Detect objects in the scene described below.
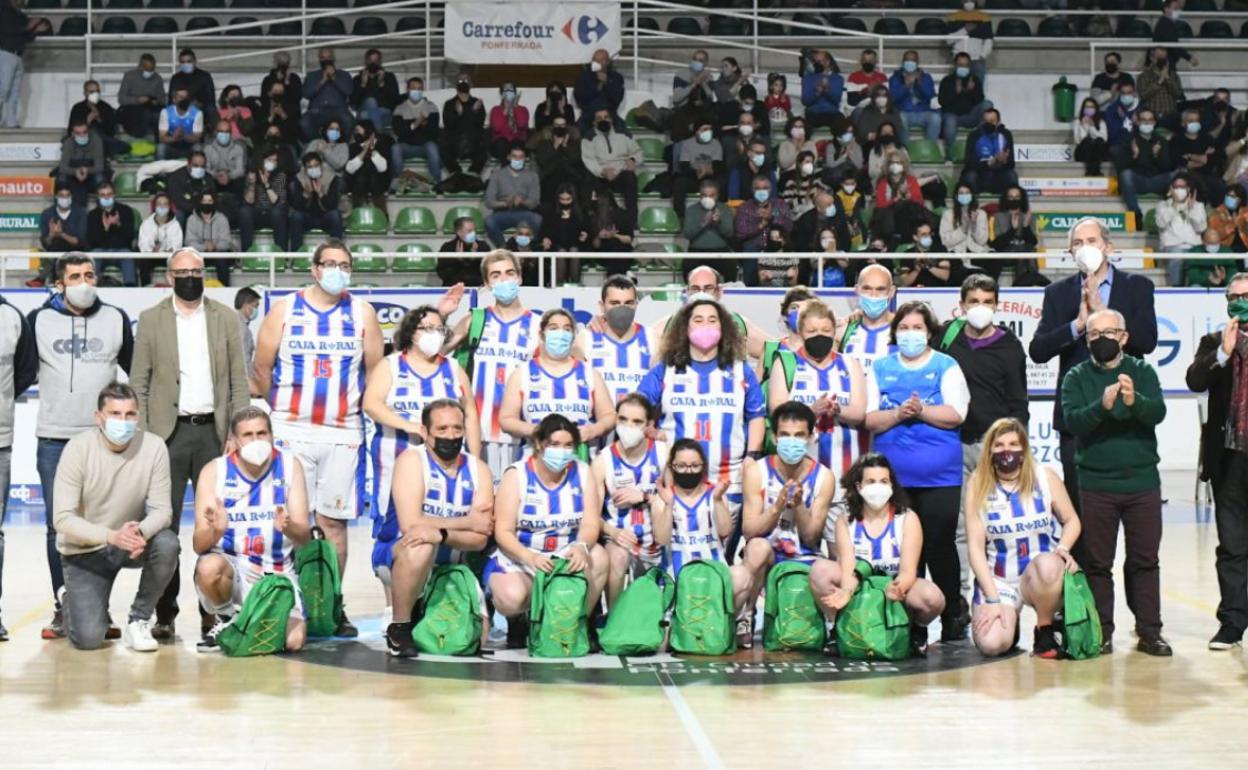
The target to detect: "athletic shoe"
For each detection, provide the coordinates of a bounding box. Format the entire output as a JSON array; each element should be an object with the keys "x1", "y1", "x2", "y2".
[
  {"x1": 939, "y1": 620, "x2": 967, "y2": 643},
  {"x1": 151, "y1": 622, "x2": 175, "y2": 641},
  {"x1": 386, "y1": 622, "x2": 418, "y2": 658},
  {"x1": 956, "y1": 595, "x2": 971, "y2": 628},
  {"x1": 910, "y1": 623, "x2": 929, "y2": 658},
  {"x1": 1099, "y1": 640, "x2": 1114, "y2": 655},
  {"x1": 41, "y1": 608, "x2": 66, "y2": 640},
  {"x1": 0, "y1": 619, "x2": 9, "y2": 642},
  {"x1": 506, "y1": 616, "x2": 530, "y2": 649},
  {"x1": 1208, "y1": 626, "x2": 1243, "y2": 651},
  {"x1": 197, "y1": 617, "x2": 231, "y2": 653},
  {"x1": 1136, "y1": 635, "x2": 1173, "y2": 657},
  {"x1": 335, "y1": 613, "x2": 359, "y2": 638},
  {"x1": 821, "y1": 637, "x2": 839, "y2": 658},
  {"x1": 105, "y1": 615, "x2": 121, "y2": 641},
  {"x1": 736, "y1": 615, "x2": 754, "y2": 650},
  {"x1": 1032, "y1": 625, "x2": 1060, "y2": 659},
  {"x1": 123, "y1": 619, "x2": 159, "y2": 652}
]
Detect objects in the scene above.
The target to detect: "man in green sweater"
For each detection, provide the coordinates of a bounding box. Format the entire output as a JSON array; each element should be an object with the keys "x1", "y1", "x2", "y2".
[{"x1": 1060, "y1": 309, "x2": 1171, "y2": 656}]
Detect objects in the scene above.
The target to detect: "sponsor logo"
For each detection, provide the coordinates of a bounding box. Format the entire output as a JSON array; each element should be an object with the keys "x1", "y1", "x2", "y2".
[
  {"x1": 51, "y1": 336, "x2": 106, "y2": 356},
  {"x1": 563, "y1": 15, "x2": 608, "y2": 44},
  {"x1": 369, "y1": 301, "x2": 408, "y2": 330},
  {"x1": 1033, "y1": 212, "x2": 1130, "y2": 233},
  {"x1": 1154, "y1": 316, "x2": 1181, "y2": 367},
  {"x1": 0, "y1": 177, "x2": 53, "y2": 197},
  {"x1": 0, "y1": 213, "x2": 39, "y2": 232},
  {"x1": 1014, "y1": 144, "x2": 1074, "y2": 163}
]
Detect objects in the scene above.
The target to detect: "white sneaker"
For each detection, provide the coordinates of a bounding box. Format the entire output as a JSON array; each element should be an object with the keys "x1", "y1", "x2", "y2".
[{"x1": 123, "y1": 619, "x2": 159, "y2": 652}]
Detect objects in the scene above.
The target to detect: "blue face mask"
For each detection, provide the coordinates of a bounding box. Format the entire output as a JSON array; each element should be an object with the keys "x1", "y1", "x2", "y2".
[
  {"x1": 73, "y1": 134, "x2": 89, "y2": 146},
  {"x1": 544, "y1": 328, "x2": 574, "y2": 357},
  {"x1": 859, "y1": 294, "x2": 889, "y2": 320},
  {"x1": 896, "y1": 329, "x2": 929, "y2": 358},
  {"x1": 751, "y1": 153, "x2": 766, "y2": 167},
  {"x1": 462, "y1": 230, "x2": 477, "y2": 245},
  {"x1": 955, "y1": 66, "x2": 970, "y2": 78},
  {"x1": 509, "y1": 158, "x2": 525, "y2": 172},
  {"x1": 216, "y1": 131, "x2": 231, "y2": 146},
  {"x1": 326, "y1": 129, "x2": 341, "y2": 142},
  {"x1": 902, "y1": 60, "x2": 918, "y2": 74},
  {"x1": 918, "y1": 235, "x2": 933, "y2": 249},
  {"x1": 824, "y1": 204, "x2": 836, "y2": 219},
  {"x1": 515, "y1": 234, "x2": 531, "y2": 247},
  {"x1": 179, "y1": 63, "x2": 194, "y2": 74},
  {"x1": 98, "y1": 197, "x2": 114, "y2": 208},
  {"x1": 409, "y1": 90, "x2": 423, "y2": 102},
  {"x1": 103, "y1": 418, "x2": 137, "y2": 445},
  {"x1": 317, "y1": 266, "x2": 351, "y2": 295},
  {"x1": 1227, "y1": 195, "x2": 1241, "y2": 211},
  {"x1": 541, "y1": 446, "x2": 575, "y2": 473},
  {"x1": 690, "y1": 60, "x2": 705, "y2": 74},
  {"x1": 956, "y1": 192, "x2": 973, "y2": 206},
  {"x1": 753, "y1": 189, "x2": 770, "y2": 203},
  {"x1": 491, "y1": 278, "x2": 519, "y2": 304},
  {"x1": 776, "y1": 436, "x2": 809, "y2": 466},
  {"x1": 1187, "y1": 121, "x2": 1202, "y2": 135}
]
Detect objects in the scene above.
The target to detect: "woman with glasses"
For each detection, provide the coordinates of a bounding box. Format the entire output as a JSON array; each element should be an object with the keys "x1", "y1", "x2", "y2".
[{"x1": 363, "y1": 305, "x2": 479, "y2": 604}]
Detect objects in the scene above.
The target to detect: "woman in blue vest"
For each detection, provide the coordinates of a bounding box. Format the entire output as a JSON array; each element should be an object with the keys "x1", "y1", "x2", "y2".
[{"x1": 863, "y1": 300, "x2": 970, "y2": 643}]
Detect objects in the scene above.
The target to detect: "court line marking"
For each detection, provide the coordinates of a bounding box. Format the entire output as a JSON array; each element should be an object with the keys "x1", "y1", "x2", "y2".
[
  {"x1": 5, "y1": 598, "x2": 52, "y2": 635},
  {"x1": 661, "y1": 679, "x2": 726, "y2": 770}
]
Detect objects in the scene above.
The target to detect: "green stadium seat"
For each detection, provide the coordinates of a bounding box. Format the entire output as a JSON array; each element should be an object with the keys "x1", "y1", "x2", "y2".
[
  {"x1": 441, "y1": 206, "x2": 484, "y2": 234},
  {"x1": 625, "y1": 108, "x2": 642, "y2": 132},
  {"x1": 1037, "y1": 18, "x2": 1073, "y2": 37},
  {"x1": 350, "y1": 247, "x2": 387, "y2": 272},
  {"x1": 637, "y1": 170, "x2": 659, "y2": 198},
  {"x1": 1144, "y1": 207, "x2": 1159, "y2": 235},
  {"x1": 639, "y1": 207, "x2": 680, "y2": 234},
  {"x1": 311, "y1": 18, "x2": 347, "y2": 36},
  {"x1": 269, "y1": 21, "x2": 301, "y2": 35},
  {"x1": 345, "y1": 206, "x2": 388, "y2": 235},
  {"x1": 113, "y1": 171, "x2": 139, "y2": 197},
  {"x1": 1200, "y1": 21, "x2": 1233, "y2": 39},
  {"x1": 914, "y1": 18, "x2": 947, "y2": 36},
  {"x1": 707, "y1": 18, "x2": 746, "y2": 37},
  {"x1": 352, "y1": 17, "x2": 387, "y2": 36},
  {"x1": 189, "y1": 0, "x2": 226, "y2": 7},
  {"x1": 873, "y1": 18, "x2": 908, "y2": 36},
  {"x1": 186, "y1": 17, "x2": 218, "y2": 32},
  {"x1": 225, "y1": 17, "x2": 259, "y2": 36},
  {"x1": 291, "y1": 254, "x2": 314, "y2": 271},
  {"x1": 666, "y1": 17, "x2": 703, "y2": 37},
  {"x1": 246, "y1": 243, "x2": 282, "y2": 254},
  {"x1": 396, "y1": 17, "x2": 426, "y2": 33},
  {"x1": 101, "y1": 18, "x2": 136, "y2": 34},
  {"x1": 393, "y1": 206, "x2": 437, "y2": 234},
  {"x1": 1175, "y1": 20, "x2": 1194, "y2": 38},
  {"x1": 1118, "y1": 18, "x2": 1153, "y2": 39},
  {"x1": 393, "y1": 245, "x2": 436, "y2": 271},
  {"x1": 950, "y1": 140, "x2": 967, "y2": 165},
  {"x1": 907, "y1": 139, "x2": 943, "y2": 164},
  {"x1": 995, "y1": 18, "x2": 1031, "y2": 38},
  {"x1": 757, "y1": 21, "x2": 786, "y2": 37},
  {"x1": 828, "y1": 17, "x2": 868, "y2": 35},
  {"x1": 397, "y1": 243, "x2": 432, "y2": 253},
  {"x1": 638, "y1": 137, "x2": 666, "y2": 163},
  {"x1": 143, "y1": 17, "x2": 179, "y2": 35}
]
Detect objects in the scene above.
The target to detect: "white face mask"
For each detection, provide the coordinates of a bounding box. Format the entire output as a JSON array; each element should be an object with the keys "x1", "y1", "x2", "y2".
[
  {"x1": 239, "y1": 439, "x2": 273, "y2": 467},
  {"x1": 615, "y1": 424, "x2": 645, "y2": 450},
  {"x1": 64, "y1": 282, "x2": 97, "y2": 309},
  {"x1": 1173, "y1": 187, "x2": 1189, "y2": 202},
  {"x1": 739, "y1": 124, "x2": 754, "y2": 137},
  {"x1": 700, "y1": 195, "x2": 716, "y2": 210},
  {"x1": 416, "y1": 330, "x2": 445, "y2": 358},
  {"x1": 859, "y1": 482, "x2": 893, "y2": 510},
  {"x1": 965, "y1": 304, "x2": 995, "y2": 330},
  {"x1": 800, "y1": 162, "x2": 815, "y2": 176},
  {"x1": 889, "y1": 162, "x2": 904, "y2": 175},
  {"x1": 820, "y1": 236, "x2": 835, "y2": 250},
  {"x1": 874, "y1": 95, "x2": 888, "y2": 108},
  {"x1": 1073, "y1": 244, "x2": 1105, "y2": 274}
]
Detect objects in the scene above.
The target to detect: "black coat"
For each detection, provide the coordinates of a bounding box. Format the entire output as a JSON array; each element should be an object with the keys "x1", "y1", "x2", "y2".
[{"x1": 1187, "y1": 331, "x2": 1235, "y2": 483}]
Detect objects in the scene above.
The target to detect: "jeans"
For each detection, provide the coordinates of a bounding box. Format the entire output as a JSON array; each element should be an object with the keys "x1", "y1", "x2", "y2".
[
  {"x1": 94, "y1": 250, "x2": 139, "y2": 287},
  {"x1": 899, "y1": 109, "x2": 942, "y2": 141},
  {"x1": 485, "y1": 209, "x2": 543, "y2": 246},
  {"x1": 357, "y1": 97, "x2": 391, "y2": 135},
  {"x1": 1118, "y1": 168, "x2": 1174, "y2": 221},
  {"x1": 0, "y1": 447, "x2": 11, "y2": 608},
  {"x1": 61, "y1": 531, "x2": 180, "y2": 650},
  {"x1": 970, "y1": 59, "x2": 988, "y2": 89},
  {"x1": 37, "y1": 438, "x2": 68, "y2": 601},
  {"x1": 1078, "y1": 487, "x2": 1164, "y2": 639},
  {"x1": 0, "y1": 49, "x2": 23, "y2": 128},
  {"x1": 156, "y1": 420, "x2": 220, "y2": 625},
  {"x1": 390, "y1": 141, "x2": 444, "y2": 181},
  {"x1": 941, "y1": 101, "x2": 992, "y2": 158},
  {"x1": 960, "y1": 166, "x2": 1018, "y2": 197},
  {"x1": 239, "y1": 204, "x2": 290, "y2": 251},
  {"x1": 301, "y1": 106, "x2": 353, "y2": 141},
  {"x1": 289, "y1": 208, "x2": 344, "y2": 250},
  {"x1": 1213, "y1": 451, "x2": 1248, "y2": 636}
]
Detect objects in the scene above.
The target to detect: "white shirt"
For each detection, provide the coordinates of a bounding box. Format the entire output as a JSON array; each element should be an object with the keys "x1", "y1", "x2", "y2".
[{"x1": 173, "y1": 297, "x2": 215, "y2": 415}]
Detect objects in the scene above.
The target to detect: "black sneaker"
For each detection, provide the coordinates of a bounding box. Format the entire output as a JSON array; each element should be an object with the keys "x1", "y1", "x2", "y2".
[
  {"x1": 909, "y1": 623, "x2": 929, "y2": 658},
  {"x1": 506, "y1": 615, "x2": 529, "y2": 649},
  {"x1": 939, "y1": 620, "x2": 967, "y2": 643},
  {"x1": 334, "y1": 613, "x2": 359, "y2": 638},
  {"x1": 196, "y1": 616, "x2": 232, "y2": 653},
  {"x1": 1208, "y1": 625, "x2": 1243, "y2": 651},
  {"x1": 1099, "y1": 640, "x2": 1114, "y2": 655},
  {"x1": 151, "y1": 622, "x2": 175, "y2": 642},
  {"x1": 386, "y1": 622, "x2": 418, "y2": 658},
  {"x1": 0, "y1": 618, "x2": 8, "y2": 642},
  {"x1": 1033, "y1": 625, "x2": 1060, "y2": 659},
  {"x1": 956, "y1": 595, "x2": 971, "y2": 628},
  {"x1": 1136, "y1": 635, "x2": 1173, "y2": 657},
  {"x1": 821, "y1": 637, "x2": 840, "y2": 658},
  {"x1": 736, "y1": 615, "x2": 754, "y2": 650}
]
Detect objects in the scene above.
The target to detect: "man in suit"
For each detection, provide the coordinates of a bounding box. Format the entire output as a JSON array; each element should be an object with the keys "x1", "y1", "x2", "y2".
[
  {"x1": 128, "y1": 247, "x2": 250, "y2": 640},
  {"x1": 1187, "y1": 272, "x2": 1248, "y2": 651},
  {"x1": 1029, "y1": 216, "x2": 1159, "y2": 514}
]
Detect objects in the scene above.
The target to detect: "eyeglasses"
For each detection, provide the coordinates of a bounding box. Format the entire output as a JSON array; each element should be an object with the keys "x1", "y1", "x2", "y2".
[
  {"x1": 672, "y1": 464, "x2": 704, "y2": 473},
  {"x1": 1228, "y1": 292, "x2": 1248, "y2": 302},
  {"x1": 169, "y1": 268, "x2": 204, "y2": 278},
  {"x1": 318, "y1": 261, "x2": 352, "y2": 271},
  {"x1": 416, "y1": 325, "x2": 449, "y2": 336},
  {"x1": 1087, "y1": 328, "x2": 1125, "y2": 341}
]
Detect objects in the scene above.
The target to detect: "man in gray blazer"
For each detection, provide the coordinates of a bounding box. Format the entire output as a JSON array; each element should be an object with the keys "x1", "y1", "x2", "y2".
[{"x1": 128, "y1": 247, "x2": 250, "y2": 640}]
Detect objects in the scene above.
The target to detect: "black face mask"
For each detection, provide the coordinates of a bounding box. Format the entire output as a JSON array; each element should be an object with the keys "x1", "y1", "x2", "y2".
[
  {"x1": 672, "y1": 470, "x2": 704, "y2": 491},
  {"x1": 597, "y1": 120, "x2": 612, "y2": 133},
  {"x1": 1003, "y1": 199, "x2": 1021, "y2": 210},
  {"x1": 803, "y1": 334, "x2": 835, "y2": 360},
  {"x1": 861, "y1": 62, "x2": 875, "y2": 73},
  {"x1": 199, "y1": 204, "x2": 215, "y2": 216},
  {"x1": 366, "y1": 62, "x2": 380, "y2": 73},
  {"x1": 764, "y1": 240, "x2": 785, "y2": 253},
  {"x1": 456, "y1": 82, "x2": 471, "y2": 94},
  {"x1": 1105, "y1": 63, "x2": 1119, "y2": 75},
  {"x1": 173, "y1": 275, "x2": 204, "y2": 302},
  {"x1": 1089, "y1": 336, "x2": 1121, "y2": 364},
  {"x1": 548, "y1": 91, "x2": 562, "y2": 101},
  {"x1": 552, "y1": 125, "x2": 568, "y2": 137},
  {"x1": 177, "y1": 99, "x2": 190, "y2": 110},
  {"x1": 878, "y1": 135, "x2": 894, "y2": 145},
  {"x1": 321, "y1": 59, "x2": 335, "y2": 69},
  {"x1": 983, "y1": 123, "x2": 998, "y2": 133},
  {"x1": 228, "y1": 96, "x2": 241, "y2": 107},
  {"x1": 432, "y1": 436, "x2": 464, "y2": 462}
]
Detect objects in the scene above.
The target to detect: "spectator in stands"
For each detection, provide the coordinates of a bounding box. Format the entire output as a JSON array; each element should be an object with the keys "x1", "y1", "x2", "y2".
[
  {"x1": 166, "y1": 150, "x2": 213, "y2": 229},
  {"x1": 1104, "y1": 82, "x2": 1139, "y2": 153},
  {"x1": 534, "y1": 81, "x2": 575, "y2": 130},
  {"x1": 185, "y1": 191, "x2": 233, "y2": 286},
  {"x1": 674, "y1": 50, "x2": 715, "y2": 109},
  {"x1": 288, "y1": 152, "x2": 344, "y2": 250},
  {"x1": 169, "y1": 49, "x2": 215, "y2": 129},
  {"x1": 728, "y1": 138, "x2": 774, "y2": 202},
  {"x1": 899, "y1": 223, "x2": 955, "y2": 288},
  {"x1": 939, "y1": 53, "x2": 991, "y2": 162},
  {"x1": 836, "y1": 176, "x2": 869, "y2": 250},
  {"x1": 504, "y1": 221, "x2": 536, "y2": 254},
  {"x1": 302, "y1": 47, "x2": 353, "y2": 141},
  {"x1": 1137, "y1": 47, "x2": 1183, "y2": 128},
  {"x1": 1118, "y1": 109, "x2": 1174, "y2": 223},
  {"x1": 872, "y1": 149, "x2": 925, "y2": 247},
  {"x1": 682, "y1": 178, "x2": 736, "y2": 260},
  {"x1": 720, "y1": 83, "x2": 768, "y2": 149},
  {"x1": 484, "y1": 145, "x2": 542, "y2": 246},
  {"x1": 260, "y1": 51, "x2": 301, "y2": 130},
  {"x1": 582, "y1": 108, "x2": 642, "y2": 217},
  {"x1": 540, "y1": 183, "x2": 589, "y2": 282},
  {"x1": 531, "y1": 115, "x2": 582, "y2": 206},
  {"x1": 720, "y1": 109, "x2": 758, "y2": 174},
  {"x1": 56, "y1": 121, "x2": 107, "y2": 208},
  {"x1": 801, "y1": 49, "x2": 843, "y2": 132},
  {"x1": 1153, "y1": 0, "x2": 1195, "y2": 70},
  {"x1": 442, "y1": 72, "x2": 487, "y2": 177},
  {"x1": 239, "y1": 148, "x2": 289, "y2": 252},
  {"x1": 960, "y1": 108, "x2": 1018, "y2": 197},
  {"x1": 779, "y1": 150, "x2": 827, "y2": 219},
  {"x1": 0, "y1": 0, "x2": 50, "y2": 127},
  {"x1": 867, "y1": 122, "x2": 906, "y2": 183},
  {"x1": 40, "y1": 184, "x2": 87, "y2": 258},
  {"x1": 1091, "y1": 51, "x2": 1135, "y2": 108},
  {"x1": 764, "y1": 74, "x2": 792, "y2": 126},
  {"x1": 671, "y1": 83, "x2": 717, "y2": 146},
  {"x1": 437, "y1": 216, "x2": 488, "y2": 286},
  {"x1": 255, "y1": 77, "x2": 300, "y2": 148},
  {"x1": 890, "y1": 50, "x2": 940, "y2": 142},
  {"x1": 205, "y1": 119, "x2": 246, "y2": 200},
  {"x1": 157, "y1": 86, "x2": 203, "y2": 161},
  {"x1": 70, "y1": 80, "x2": 128, "y2": 159},
  {"x1": 816, "y1": 226, "x2": 851, "y2": 285},
  {"x1": 1224, "y1": 123, "x2": 1248, "y2": 193},
  {"x1": 585, "y1": 185, "x2": 635, "y2": 276},
  {"x1": 847, "y1": 49, "x2": 887, "y2": 116},
  {"x1": 1185, "y1": 227, "x2": 1239, "y2": 287},
  {"x1": 989, "y1": 185, "x2": 1044, "y2": 284},
  {"x1": 1200, "y1": 89, "x2": 1237, "y2": 152},
  {"x1": 777, "y1": 116, "x2": 817, "y2": 174},
  {"x1": 137, "y1": 193, "x2": 182, "y2": 282},
  {"x1": 793, "y1": 188, "x2": 851, "y2": 254},
  {"x1": 574, "y1": 49, "x2": 626, "y2": 135},
  {"x1": 941, "y1": 183, "x2": 989, "y2": 256},
  {"x1": 117, "y1": 54, "x2": 164, "y2": 140},
  {"x1": 345, "y1": 120, "x2": 391, "y2": 212},
  {"x1": 756, "y1": 226, "x2": 799, "y2": 288},
  {"x1": 1173, "y1": 108, "x2": 1225, "y2": 204},
  {"x1": 351, "y1": 48, "x2": 398, "y2": 135},
  {"x1": 673, "y1": 118, "x2": 724, "y2": 219},
  {"x1": 216, "y1": 84, "x2": 252, "y2": 143},
  {"x1": 1074, "y1": 97, "x2": 1110, "y2": 177},
  {"x1": 1210, "y1": 183, "x2": 1248, "y2": 252},
  {"x1": 855, "y1": 85, "x2": 904, "y2": 149},
  {"x1": 489, "y1": 82, "x2": 530, "y2": 161},
  {"x1": 1157, "y1": 174, "x2": 1208, "y2": 285},
  {"x1": 391, "y1": 77, "x2": 442, "y2": 182},
  {"x1": 306, "y1": 119, "x2": 349, "y2": 174},
  {"x1": 735, "y1": 175, "x2": 792, "y2": 285},
  {"x1": 87, "y1": 182, "x2": 138, "y2": 286},
  {"x1": 949, "y1": 1, "x2": 994, "y2": 85},
  {"x1": 826, "y1": 125, "x2": 865, "y2": 186}
]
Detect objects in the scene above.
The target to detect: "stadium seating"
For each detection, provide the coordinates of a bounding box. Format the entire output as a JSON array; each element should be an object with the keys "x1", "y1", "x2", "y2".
[
  {"x1": 441, "y1": 206, "x2": 485, "y2": 234},
  {"x1": 58, "y1": 17, "x2": 89, "y2": 36},
  {"x1": 638, "y1": 137, "x2": 666, "y2": 164},
  {"x1": 1201, "y1": 21, "x2": 1235, "y2": 39},
  {"x1": 393, "y1": 207, "x2": 437, "y2": 235},
  {"x1": 1037, "y1": 18, "x2": 1074, "y2": 37},
  {"x1": 352, "y1": 17, "x2": 388, "y2": 36},
  {"x1": 996, "y1": 18, "x2": 1031, "y2": 38},
  {"x1": 666, "y1": 17, "x2": 703, "y2": 37},
  {"x1": 639, "y1": 208, "x2": 680, "y2": 235},
  {"x1": 143, "y1": 18, "x2": 179, "y2": 35},
  {"x1": 186, "y1": 17, "x2": 219, "y2": 31},
  {"x1": 189, "y1": 0, "x2": 226, "y2": 8},
  {"x1": 707, "y1": 18, "x2": 746, "y2": 38},
  {"x1": 1118, "y1": 18, "x2": 1154, "y2": 38},
  {"x1": 907, "y1": 139, "x2": 944, "y2": 164},
  {"x1": 269, "y1": 21, "x2": 302, "y2": 35},
  {"x1": 101, "y1": 18, "x2": 136, "y2": 34},
  {"x1": 914, "y1": 18, "x2": 948, "y2": 36},
  {"x1": 345, "y1": 207, "x2": 388, "y2": 235},
  {"x1": 828, "y1": 17, "x2": 868, "y2": 35},
  {"x1": 873, "y1": 18, "x2": 908, "y2": 36},
  {"x1": 311, "y1": 18, "x2": 347, "y2": 36}
]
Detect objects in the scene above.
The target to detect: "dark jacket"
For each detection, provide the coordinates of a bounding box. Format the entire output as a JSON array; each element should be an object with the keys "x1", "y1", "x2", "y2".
[
  {"x1": 573, "y1": 66, "x2": 625, "y2": 117},
  {"x1": 1122, "y1": 130, "x2": 1172, "y2": 176},
  {"x1": 168, "y1": 68, "x2": 216, "y2": 112},
  {"x1": 962, "y1": 124, "x2": 1017, "y2": 173},
  {"x1": 165, "y1": 167, "x2": 217, "y2": 216},
  {"x1": 40, "y1": 205, "x2": 89, "y2": 251},
  {"x1": 1187, "y1": 331, "x2": 1237, "y2": 483},
  {"x1": 436, "y1": 238, "x2": 489, "y2": 286},
  {"x1": 303, "y1": 66, "x2": 353, "y2": 111},
  {"x1": 937, "y1": 74, "x2": 986, "y2": 117},
  {"x1": 288, "y1": 172, "x2": 341, "y2": 215},
  {"x1": 86, "y1": 204, "x2": 137, "y2": 251},
  {"x1": 441, "y1": 95, "x2": 486, "y2": 139},
  {"x1": 939, "y1": 321, "x2": 1030, "y2": 443},
  {"x1": 351, "y1": 69, "x2": 400, "y2": 111},
  {"x1": 260, "y1": 68, "x2": 303, "y2": 117},
  {"x1": 69, "y1": 99, "x2": 119, "y2": 139},
  {"x1": 1029, "y1": 267, "x2": 1159, "y2": 431}
]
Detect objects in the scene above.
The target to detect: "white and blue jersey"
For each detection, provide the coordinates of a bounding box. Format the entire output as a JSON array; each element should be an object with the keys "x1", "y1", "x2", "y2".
[
  {"x1": 473, "y1": 308, "x2": 542, "y2": 445},
  {"x1": 584, "y1": 324, "x2": 656, "y2": 405},
  {"x1": 269, "y1": 290, "x2": 368, "y2": 443},
  {"x1": 758, "y1": 457, "x2": 829, "y2": 563},
  {"x1": 851, "y1": 511, "x2": 907, "y2": 577},
  {"x1": 789, "y1": 350, "x2": 867, "y2": 478},
  {"x1": 670, "y1": 486, "x2": 724, "y2": 575},
  {"x1": 602, "y1": 440, "x2": 669, "y2": 566},
  {"x1": 369, "y1": 353, "x2": 462, "y2": 524},
  {"x1": 982, "y1": 471, "x2": 1057, "y2": 583},
  {"x1": 842, "y1": 319, "x2": 895, "y2": 375},
  {"x1": 520, "y1": 358, "x2": 596, "y2": 431},
  {"x1": 510, "y1": 457, "x2": 590, "y2": 555},
  {"x1": 371, "y1": 446, "x2": 480, "y2": 571},
  {"x1": 215, "y1": 450, "x2": 294, "y2": 576},
  {"x1": 637, "y1": 359, "x2": 766, "y2": 493},
  {"x1": 868, "y1": 351, "x2": 968, "y2": 488}
]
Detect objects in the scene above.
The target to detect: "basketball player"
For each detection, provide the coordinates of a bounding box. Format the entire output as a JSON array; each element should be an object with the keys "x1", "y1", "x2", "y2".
[
  {"x1": 839, "y1": 263, "x2": 897, "y2": 374},
  {"x1": 383, "y1": 399, "x2": 494, "y2": 659},
  {"x1": 192, "y1": 407, "x2": 311, "y2": 652},
  {"x1": 647, "y1": 265, "x2": 770, "y2": 360},
  {"x1": 593, "y1": 394, "x2": 669, "y2": 608},
  {"x1": 253, "y1": 239, "x2": 384, "y2": 637},
  {"x1": 740, "y1": 401, "x2": 835, "y2": 648},
  {"x1": 575, "y1": 275, "x2": 658, "y2": 406}
]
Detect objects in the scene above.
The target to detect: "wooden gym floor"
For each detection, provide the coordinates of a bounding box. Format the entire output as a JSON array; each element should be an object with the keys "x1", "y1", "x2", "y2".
[{"x1": 0, "y1": 472, "x2": 1245, "y2": 769}]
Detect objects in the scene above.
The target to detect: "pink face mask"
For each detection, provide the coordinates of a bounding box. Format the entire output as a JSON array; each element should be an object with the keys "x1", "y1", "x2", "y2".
[{"x1": 689, "y1": 325, "x2": 722, "y2": 350}]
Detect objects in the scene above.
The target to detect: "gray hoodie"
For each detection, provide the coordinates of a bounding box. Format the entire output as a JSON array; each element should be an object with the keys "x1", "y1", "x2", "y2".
[{"x1": 0, "y1": 296, "x2": 38, "y2": 448}]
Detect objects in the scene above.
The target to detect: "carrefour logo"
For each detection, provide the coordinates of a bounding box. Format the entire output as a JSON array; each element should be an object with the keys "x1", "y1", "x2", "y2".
[
  {"x1": 1154, "y1": 316, "x2": 1181, "y2": 367},
  {"x1": 369, "y1": 301, "x2": 409, "y2": 331},
  {"x1": 563, "y1": 15, "x2": 608, "y2": 44}
]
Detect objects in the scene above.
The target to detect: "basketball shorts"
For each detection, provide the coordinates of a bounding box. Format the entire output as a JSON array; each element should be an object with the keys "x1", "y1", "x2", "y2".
[
  {"x1": 482, "y1": 441, "x2": 521, "y2": 488},
  {"x1": 972, "y1": 577, "x2": 1024, "y2": 610},
  {"x1": 196, "y1": 555, "x2": 305, "y2": 622},
  {"x1": 274, "y1": 427, "x2": 365, "y2": 520}
]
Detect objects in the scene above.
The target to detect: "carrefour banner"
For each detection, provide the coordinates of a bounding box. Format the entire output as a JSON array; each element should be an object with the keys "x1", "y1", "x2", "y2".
[{"x1": 445, "y1": 1, "x2": 621, "y2": 64}]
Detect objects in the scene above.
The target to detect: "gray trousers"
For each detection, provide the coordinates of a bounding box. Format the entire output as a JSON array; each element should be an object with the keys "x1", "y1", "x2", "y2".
[
  {"x1": 61, "y1": 530, "x2": 180, "y2": 650},
  {"x1": 0, "y1": 447, "x2": 11, "y2": 608}
]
